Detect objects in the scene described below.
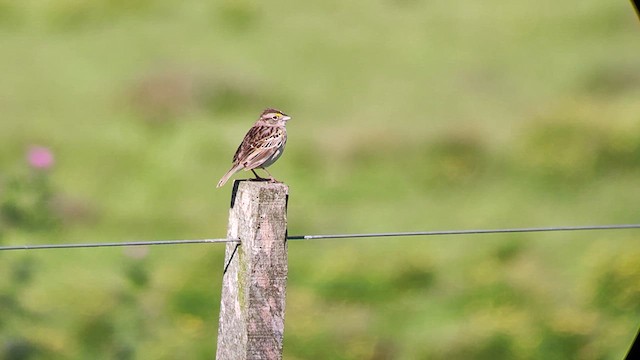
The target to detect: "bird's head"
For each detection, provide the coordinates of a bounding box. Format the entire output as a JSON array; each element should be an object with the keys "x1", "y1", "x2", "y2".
[{"x1": 259, "y1": 108, "x2": 291, "y2": 125}]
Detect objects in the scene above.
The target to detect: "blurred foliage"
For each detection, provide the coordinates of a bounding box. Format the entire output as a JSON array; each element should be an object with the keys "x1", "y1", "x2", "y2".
[
  {"x1": 515, "y1": 109, "x2": 640, "y2": 185},
  {"x1": 1, "y1": 172, "x2": 58, "y2": 233},
  {"x1": 127, "y1": 67, "x2": 271, "y2": 123},
  {"x1": 0, "y1": 0, "x2": 639, "y2": 359},
  {"x1": 590, "y1": 248, "x2": 640, "y2": 316}
]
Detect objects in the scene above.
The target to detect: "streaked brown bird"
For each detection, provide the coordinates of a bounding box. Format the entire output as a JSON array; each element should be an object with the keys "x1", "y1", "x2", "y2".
[{"x1": 217, "y1": 108, "x2": 291, "y2": 188}]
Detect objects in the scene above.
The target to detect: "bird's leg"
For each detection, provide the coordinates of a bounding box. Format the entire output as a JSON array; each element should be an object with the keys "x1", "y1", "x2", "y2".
[
  {"x1": 261, "y1": 167, "x2": 277, "y2": 182},
  {"x1": 250, "y1": 169, "x2": 267, "y2": 180}
]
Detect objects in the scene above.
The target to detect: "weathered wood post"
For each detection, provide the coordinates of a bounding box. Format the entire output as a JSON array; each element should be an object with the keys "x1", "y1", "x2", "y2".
[{"x1": 216, "y1": 180, "x2": 289, "y2": 360}]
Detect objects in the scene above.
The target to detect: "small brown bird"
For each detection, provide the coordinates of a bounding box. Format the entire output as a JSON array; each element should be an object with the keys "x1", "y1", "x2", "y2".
[{"x1": 217, "y1": 108, "x2": 291, "y2": 188}]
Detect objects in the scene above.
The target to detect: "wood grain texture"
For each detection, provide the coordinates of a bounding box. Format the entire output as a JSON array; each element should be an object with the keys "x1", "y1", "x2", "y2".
[{"x1": 216, "y1": 180, "x2": 289, "y2": 360}]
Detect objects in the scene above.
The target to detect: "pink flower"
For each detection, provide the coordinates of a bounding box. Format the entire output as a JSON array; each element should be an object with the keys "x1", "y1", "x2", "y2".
[{"x1": 27, "y1": 146, "x2": 54, "y2": 170}]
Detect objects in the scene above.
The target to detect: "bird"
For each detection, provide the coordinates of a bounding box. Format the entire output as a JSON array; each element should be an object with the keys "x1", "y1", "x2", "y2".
[{"x1": 217, "y1": 108, "x2": 291, "y2": 188}]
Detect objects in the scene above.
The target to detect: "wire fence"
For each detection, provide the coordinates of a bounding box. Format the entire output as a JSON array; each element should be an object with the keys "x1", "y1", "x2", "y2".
[
  {"x1": 1, "y1": 223, "x2": 639, "y2": 251},
  {"x1": 2, "y1": 221, "x2": 639, "y2": 358}
]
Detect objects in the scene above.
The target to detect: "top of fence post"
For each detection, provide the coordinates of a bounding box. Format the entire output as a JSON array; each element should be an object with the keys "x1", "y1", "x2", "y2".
[{"x1": 216, "y1": 180, "x2": 289, "y2": 360}]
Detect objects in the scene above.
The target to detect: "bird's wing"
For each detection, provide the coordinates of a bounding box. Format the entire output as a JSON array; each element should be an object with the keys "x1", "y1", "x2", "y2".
[{"x1": 232, "y1": 126, "x2": 285, "y2": 169}]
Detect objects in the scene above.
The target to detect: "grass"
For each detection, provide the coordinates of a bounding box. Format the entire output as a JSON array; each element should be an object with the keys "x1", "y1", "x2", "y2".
[{"x1": 1, "y1": 0, "x2": 639, "y2": 359}]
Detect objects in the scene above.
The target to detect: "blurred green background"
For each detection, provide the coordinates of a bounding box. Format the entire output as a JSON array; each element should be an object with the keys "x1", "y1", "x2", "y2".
[{"x1": 1, "y1": 0, "x2": 639, "y2": 359}]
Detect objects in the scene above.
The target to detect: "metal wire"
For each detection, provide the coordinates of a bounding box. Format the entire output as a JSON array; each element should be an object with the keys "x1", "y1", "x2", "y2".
[
  {"x1": 0, "y1": 224, "x2": 638, "y2": 251},
  {"x1": 0, "y1": 238, "x2": 233, "y2": 251},
  {"x1": 287, "y1": 224, "x2": 640, "y2": 240}
]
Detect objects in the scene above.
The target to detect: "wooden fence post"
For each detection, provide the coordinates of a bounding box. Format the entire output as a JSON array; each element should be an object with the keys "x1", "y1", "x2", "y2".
[{"x1": 216, "y1": 180, "x2": 289, "y2": 360}]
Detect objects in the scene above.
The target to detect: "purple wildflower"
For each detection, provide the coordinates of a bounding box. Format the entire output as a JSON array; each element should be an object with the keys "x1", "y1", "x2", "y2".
[{"x1": 27, "y1": 146, "x2": 55, "y2": 170}]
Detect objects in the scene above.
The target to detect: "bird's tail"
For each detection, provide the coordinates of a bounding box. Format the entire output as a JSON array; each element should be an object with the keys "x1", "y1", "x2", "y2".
[{"x1": 217, "y1": 164, "x2": 243, "y2": 188}]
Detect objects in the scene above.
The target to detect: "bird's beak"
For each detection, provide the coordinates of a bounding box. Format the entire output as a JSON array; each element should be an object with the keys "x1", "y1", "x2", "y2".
[{"x1": 281, "y1": 116, "x2": 291, "y2": 121}]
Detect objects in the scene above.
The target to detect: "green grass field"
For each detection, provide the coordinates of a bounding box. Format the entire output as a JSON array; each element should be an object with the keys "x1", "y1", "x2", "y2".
[{"x1": 1, "y1": 1, "x2": 639, "y2": 359}]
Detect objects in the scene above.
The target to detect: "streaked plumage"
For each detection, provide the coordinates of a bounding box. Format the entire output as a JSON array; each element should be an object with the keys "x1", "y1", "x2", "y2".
[{"x1": 217, "y1": 108, "x2": 291, "y2": 188}]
